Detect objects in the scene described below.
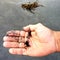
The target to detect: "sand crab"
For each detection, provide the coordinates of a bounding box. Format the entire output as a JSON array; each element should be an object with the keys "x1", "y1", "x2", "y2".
[{"x1": 21, "y1": 1, "x2": 44, "y2": 14}]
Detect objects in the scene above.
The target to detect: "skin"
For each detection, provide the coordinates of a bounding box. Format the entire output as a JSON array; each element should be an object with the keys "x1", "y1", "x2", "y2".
[{"x1": 3, "y1": 23, "x2": 57, "y2": 57}]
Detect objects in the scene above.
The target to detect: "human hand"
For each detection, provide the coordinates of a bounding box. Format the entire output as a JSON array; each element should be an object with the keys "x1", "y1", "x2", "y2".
[{"x1": 3, "y1": 23, "x2": 56, "y2": 57}]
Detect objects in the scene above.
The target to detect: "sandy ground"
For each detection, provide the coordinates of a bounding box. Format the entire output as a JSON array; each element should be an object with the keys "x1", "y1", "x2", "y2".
[{"x1": 0, "y1": 0, "x2": 60, "y2": 60}]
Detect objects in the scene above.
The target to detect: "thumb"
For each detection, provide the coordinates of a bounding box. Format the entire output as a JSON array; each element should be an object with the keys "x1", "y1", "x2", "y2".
[{"x1": 23, "y1": 24, "x2": 36, "y2": 32}]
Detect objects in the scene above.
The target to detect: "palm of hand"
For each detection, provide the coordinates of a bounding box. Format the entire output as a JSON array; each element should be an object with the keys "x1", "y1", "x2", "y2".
[{"x1": 26, "y1": 27, "x2": 56, "y2": 56}]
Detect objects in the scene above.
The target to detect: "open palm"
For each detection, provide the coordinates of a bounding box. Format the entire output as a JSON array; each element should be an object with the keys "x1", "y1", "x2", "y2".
[{"x1": 3, "y1": 23, "x2": 56, "y2": 57}]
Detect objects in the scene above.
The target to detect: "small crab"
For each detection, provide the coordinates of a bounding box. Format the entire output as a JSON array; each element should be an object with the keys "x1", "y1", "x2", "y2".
[{"x1": 21, "y1": 0, "x2": 44, "y2": 14}]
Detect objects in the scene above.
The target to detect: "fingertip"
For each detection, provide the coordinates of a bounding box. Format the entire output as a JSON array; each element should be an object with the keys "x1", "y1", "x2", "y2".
[
  {"x1": 3, "y1": 42, "x2": 5, "y2": 47},
  {"x1": 3, "y1": 42, "x2": 7, "y2": 47},
  {"x1": 3, "y1": 36, "x2": 7, "y2": 41},
  {"x1": 23, "y1": 26, "x2": 30, "y2": 32},
  {"x1": 9, "y1": 48, "x2": 14, "y2": 54},
  {"x1": 9, "y1": 48, "x2": 18, "y2": 55},
  {"x1": 3, "y1": 42, "x2": 10, "y2": 48}
]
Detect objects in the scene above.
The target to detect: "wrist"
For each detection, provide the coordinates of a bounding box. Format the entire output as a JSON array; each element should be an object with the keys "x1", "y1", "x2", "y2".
[{"x1": 53, "y1": 31, "x2": 60, "y2": 52}]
